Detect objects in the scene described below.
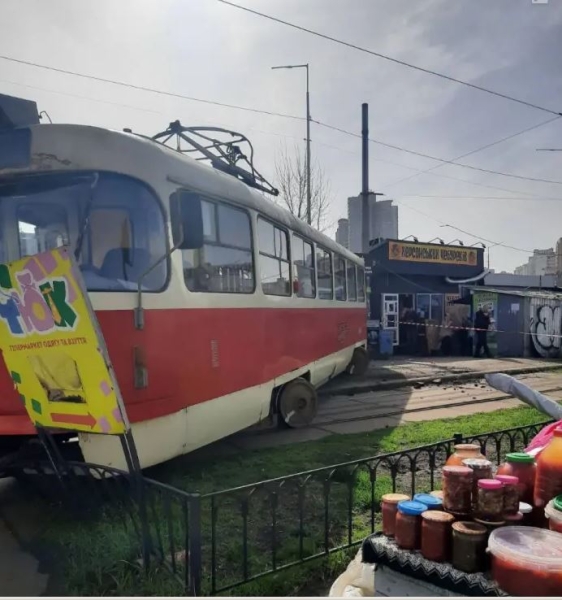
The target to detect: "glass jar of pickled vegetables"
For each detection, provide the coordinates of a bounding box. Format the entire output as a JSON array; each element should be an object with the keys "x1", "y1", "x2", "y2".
[
  {"x1": 497, "y1": 452, "x2": 535, "y2": 505},
  {"x1": 414, "y1": 493, "x2": 443, "y2": 511},
  {"x1": 421, "y1": 511, "x2": 455, "y2": 563},
  {"x1": 476, "y1": 479, "x2": 504, "y2": 522},
  {"x1": 462, "y1": 458, "x2": 492, "y2": 509},
  {"x1": 381, "y1": 493, "x2": 410, "y2": 537},
  {"x1": 495, "y1": 474, "x2": 519, "y2": 515},
  {"x1": 442, "y1": 466, "x2": 473, "y2": 515},
  {"x1": 445, "y1": 443, "x2": 485, "y2": 467},
  {"x1": 395, "y1": 500, "x2": 428, "y2": 550},
  {"x1": 451, "y1": 521, "x2": 488, "y2": 573}
]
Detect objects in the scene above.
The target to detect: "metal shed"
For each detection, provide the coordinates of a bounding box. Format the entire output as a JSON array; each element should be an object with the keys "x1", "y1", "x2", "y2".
[{"x1": 466, "y1": 286, "x2": 562, "y2": 358}]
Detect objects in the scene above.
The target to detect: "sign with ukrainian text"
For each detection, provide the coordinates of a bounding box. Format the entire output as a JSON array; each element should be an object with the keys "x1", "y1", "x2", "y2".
[
  {"x1": 0, "y1": 247, "x2": 128, "y2": 434},
  {"x1": 388, "y1": 241, "x2": 478, "y2": 266}
]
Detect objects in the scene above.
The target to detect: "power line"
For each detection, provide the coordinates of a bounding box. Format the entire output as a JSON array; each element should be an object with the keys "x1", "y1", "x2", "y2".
[
  {"x1": 216, "y1": 0, "x2": 562, "y2": 118},
  {"x1": 3, "y1": 54, "x2": 560, "y2": 187},
  {"x1": 0, "y1": 55, "x2": 305, "y2": 122},
  {"x1": 400, "y1": 193, "x2": 562, "y2": 202},
  {"x1": 314, "y1": 119, "x2": 562, "y2": 185},
  {"x1": 396, "y1": 200, "x2": 533, "y2": 253},
  {"x1": 382, "y1": 115, "x2": 562, "y2": 190}
]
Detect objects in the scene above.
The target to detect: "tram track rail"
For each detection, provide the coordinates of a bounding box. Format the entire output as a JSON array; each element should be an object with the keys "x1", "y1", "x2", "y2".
[{"x1": 313, "y1": 385, "x2": 562, "y2": 429}]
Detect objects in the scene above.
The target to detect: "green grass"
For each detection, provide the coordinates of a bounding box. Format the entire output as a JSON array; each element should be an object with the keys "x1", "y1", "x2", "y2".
[{"x1": 36, "y1": 403, "x2": 549, "y2": 596}]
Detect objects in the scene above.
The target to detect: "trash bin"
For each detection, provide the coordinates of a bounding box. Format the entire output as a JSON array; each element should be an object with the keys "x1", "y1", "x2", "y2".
[{"x1": 379, "y1": 329, "x2": 394, "y2": 357}]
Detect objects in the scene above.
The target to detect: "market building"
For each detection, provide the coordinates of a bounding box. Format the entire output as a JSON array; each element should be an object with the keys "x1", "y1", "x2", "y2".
[{"x1": 366, "y1": 239, "x2": 486, "y2": 356}]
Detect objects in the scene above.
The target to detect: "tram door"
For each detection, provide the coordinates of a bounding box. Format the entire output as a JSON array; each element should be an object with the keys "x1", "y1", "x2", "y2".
[{"x1": 382, "y1": 294, "x2": 399, "y2": 346}]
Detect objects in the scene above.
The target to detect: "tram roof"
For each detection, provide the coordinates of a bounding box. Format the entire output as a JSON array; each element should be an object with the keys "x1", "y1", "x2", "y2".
[{"x1": 2, "y1": 123, "x2": 362, "y2": 266}]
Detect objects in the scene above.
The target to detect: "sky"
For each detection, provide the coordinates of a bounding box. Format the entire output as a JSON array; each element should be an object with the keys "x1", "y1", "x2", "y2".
[{"x1": 1, "y1": 0, "x2": 562, "y2": 272}]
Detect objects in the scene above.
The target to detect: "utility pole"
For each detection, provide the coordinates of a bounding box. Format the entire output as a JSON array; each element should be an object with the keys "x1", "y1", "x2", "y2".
[
  {"x1": 305, "y1": 65, "x2": 311, "y2": 226},
  {"x1": 272, "y1": 63, "x2": 311, "y2": 225},
  {"x1": 361, "y1": 103, "x2": 369, "y2": 255}
]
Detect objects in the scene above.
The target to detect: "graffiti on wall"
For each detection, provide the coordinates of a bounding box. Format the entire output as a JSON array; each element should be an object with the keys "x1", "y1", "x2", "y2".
[{"x1": 530, "y1": 298, "x2": 562, "y2": 358}]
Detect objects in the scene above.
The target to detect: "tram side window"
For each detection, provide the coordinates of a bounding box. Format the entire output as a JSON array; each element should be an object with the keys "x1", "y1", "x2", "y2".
[
  {"x1": 183, "y1": 199, "x2": 254, "y2": 293},
  {"x1": 347, "y1": 262, "x2": 357, "y2": 301},
  {"x1": 335, "y1": 255, "x2": 347, "y2": 301},
  {"x1": 357, "y1": 266, "x2": 366, "y2": 302},
  {"x1": 258, "y1": 218, "x2": 290, "y2": 296},
  {"x1": 317, "y1": 247, "x2": 333, "y2": 300},
  {"x1": 292, "y1": 235, "x2": 316, "y2": 298}
]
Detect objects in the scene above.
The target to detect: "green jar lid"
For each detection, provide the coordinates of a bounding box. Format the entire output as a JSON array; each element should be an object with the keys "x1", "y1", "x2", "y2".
[
  {"x1": 506, "y1": 452, "x2": 535, "y2": 464},
  {"x1": 553, "y1": 495, "x2": 562, "y2": 512}
]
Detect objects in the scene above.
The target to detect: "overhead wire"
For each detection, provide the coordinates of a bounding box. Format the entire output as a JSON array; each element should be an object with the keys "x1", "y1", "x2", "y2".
[
  {"x1": 382, "y1": 115, "x2": 562, "y2": 190},
  {"x1": 2, "y1": 54, "x2": 560, "y2": 186},
  {"x1": 0, "y1": 55, "x2": 305, "y2": 121},
  {"x1": 216, "y1": 0, "x2": 562, "y2": 117},
  {"x1": 314, "y1": 119, "x2": 562, "y2": 185}
]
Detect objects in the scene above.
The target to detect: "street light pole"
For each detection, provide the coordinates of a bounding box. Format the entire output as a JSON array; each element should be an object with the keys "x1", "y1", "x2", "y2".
[
  {"x1": 305, "y1": 65, "x2": 311, "y2": 227},
  {"x1": 272, "y1": 63, "x2": 312, "y2": 226}
]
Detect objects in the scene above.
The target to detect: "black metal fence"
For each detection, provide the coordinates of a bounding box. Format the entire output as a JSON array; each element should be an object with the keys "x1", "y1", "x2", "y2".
[{"x1": 16, "y1": 420, "x2": 548, "y2": 596}]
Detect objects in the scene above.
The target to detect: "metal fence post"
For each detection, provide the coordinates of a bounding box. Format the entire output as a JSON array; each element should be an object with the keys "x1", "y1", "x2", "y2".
[
  {"x1": 189, "y1": 494, "x2": 203, "y2": 596},
  {"x1": 453, "y1": 432, "x2": 463, "y2": 444}
]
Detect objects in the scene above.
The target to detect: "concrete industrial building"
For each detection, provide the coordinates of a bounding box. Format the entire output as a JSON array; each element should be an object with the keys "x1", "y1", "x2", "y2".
[
  {"x1": 335, "y1": 218, "x2": 349, "y2": 249},
  {"x1": 346, "y1": 193, "x2": 398, "y2": 254}
]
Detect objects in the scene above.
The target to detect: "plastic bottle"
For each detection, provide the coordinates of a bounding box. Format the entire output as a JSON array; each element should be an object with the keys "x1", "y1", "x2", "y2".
[{"x1": 534, "y1": 428, "x2": 562, "y2": 509}]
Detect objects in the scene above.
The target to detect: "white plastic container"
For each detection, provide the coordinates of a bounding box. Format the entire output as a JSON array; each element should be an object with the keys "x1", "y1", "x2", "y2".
[{"x1": 487, "y1": 526, "x2": 562, "y2": 596}]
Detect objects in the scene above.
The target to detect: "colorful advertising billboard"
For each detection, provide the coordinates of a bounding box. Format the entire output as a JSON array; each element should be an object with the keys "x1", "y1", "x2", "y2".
[{"x1": 0, "y1": 248, "x2": 128, "y2": 434}]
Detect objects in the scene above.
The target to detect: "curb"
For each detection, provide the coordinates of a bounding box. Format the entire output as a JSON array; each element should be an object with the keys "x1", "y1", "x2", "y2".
[{"x1": 319, "y1": 364, "x2": 561, "y2": 397}]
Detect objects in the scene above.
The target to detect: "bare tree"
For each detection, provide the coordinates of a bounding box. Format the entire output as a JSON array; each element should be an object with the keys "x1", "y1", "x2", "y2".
[{"x1": 274, "y1": 143, "x2": 331, "y2": 232}]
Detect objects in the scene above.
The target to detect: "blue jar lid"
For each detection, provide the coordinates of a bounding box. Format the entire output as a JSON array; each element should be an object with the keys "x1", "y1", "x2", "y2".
[
  {"x1": 397, "y1": 500, "x2": 428, "y2": 516},
  {"x1": 414, "y1": 493, "x2": 443, "y2": 508}
]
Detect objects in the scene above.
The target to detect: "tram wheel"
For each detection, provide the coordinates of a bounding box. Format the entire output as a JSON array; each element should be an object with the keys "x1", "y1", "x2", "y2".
[
  {"x1": 346, "y1": 347, "x2": 369, "y2": 377},
  {"x1": 278, "y1": 378, "x2": 318, "y2": 429}
]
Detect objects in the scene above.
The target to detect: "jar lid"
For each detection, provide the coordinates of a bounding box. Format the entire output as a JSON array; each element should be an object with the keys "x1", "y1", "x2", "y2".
[
  {"x1": 495, "y1": 474, "x2": 519, "y2": 485},
  {"x1": 414, "y1": 493, "x2": 443, "y2": 508},
  {"x1": 478, "y1": 478, "x2": 503, "y2": 490},
  {"x1": 519, "y1": 502, "x2": 533, "y2": 514},
  {"x1": 488, "y1": 527, "x2": 562, "y2": 567},
  {"x1": 554, "y1": 495, "x2": 562, "y2": 512},
  {"x1": 443, "y1": 466, "x2": 472, "y2": 476},
  {"x1": 453, "y1": 443, "x2": 480, "y2": 451},
  {"x1": 429, "y1": 490, "x2": 443, "y2": 498},
  {"x1": 506, "y1": 452, "x2": 535, "y2": 464},
  {"x1": 462, "y1": 458, "x2": 492, "y2": 469},
  {"x1": 452, "y1": 521, "x2": 487, "y2": 536},
  {"x1": 422, "y1": 510, "x2": 454, "y2": 523},
  {"x1": 397, "y1": 500, "x2": 428, "y2": 516},
  {"x1": 381, "y1": 493, "x2": 410, "y2": 505}
]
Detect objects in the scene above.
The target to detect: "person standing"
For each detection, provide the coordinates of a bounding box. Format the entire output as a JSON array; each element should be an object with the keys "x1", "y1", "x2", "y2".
[{"x1": 474, "y1": 306, "x2": 492, "y2": 358}]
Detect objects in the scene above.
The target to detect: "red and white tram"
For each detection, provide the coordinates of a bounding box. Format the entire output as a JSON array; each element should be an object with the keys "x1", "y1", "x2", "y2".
[{"x1": 0, "y1": 98, "x2": 367, "y2": 470}]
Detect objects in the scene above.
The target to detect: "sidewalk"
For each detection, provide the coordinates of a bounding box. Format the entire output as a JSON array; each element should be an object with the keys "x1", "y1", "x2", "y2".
[{"x1": 320, "y1": 356, "x2": 561, "y2": 397}]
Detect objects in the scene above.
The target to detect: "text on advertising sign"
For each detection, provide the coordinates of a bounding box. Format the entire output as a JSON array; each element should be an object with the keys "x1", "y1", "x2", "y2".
[
  {"x1": 0, "y1": 248, "x2": 128, "y2": 434},
  {"x1": 388, "y1": 241, "x2": 478, "y2": 266}
]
